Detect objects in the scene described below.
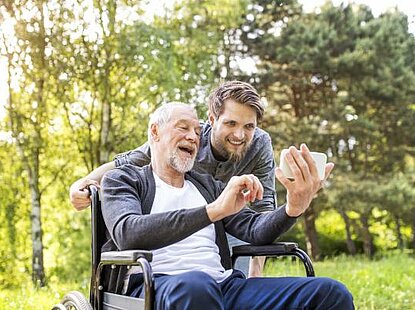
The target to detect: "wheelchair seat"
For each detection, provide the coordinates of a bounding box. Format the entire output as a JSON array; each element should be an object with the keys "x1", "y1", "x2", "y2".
[{"x1": 52, "y1": 185, "x2": 314, "y2": 310}]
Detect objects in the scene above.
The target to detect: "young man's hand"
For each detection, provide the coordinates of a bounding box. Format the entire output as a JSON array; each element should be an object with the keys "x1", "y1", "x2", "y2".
[
  {"x1": 69, "y1": 178, "x2": 100, "y2": 211},
  {"x1": 69, "y1": 161, "x2": 116, "y2": 210}
]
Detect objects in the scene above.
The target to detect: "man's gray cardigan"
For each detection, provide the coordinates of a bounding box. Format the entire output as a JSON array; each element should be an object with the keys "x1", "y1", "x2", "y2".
[{"x1": 101, "y1": 164, "x2": 296, "y2": 269}]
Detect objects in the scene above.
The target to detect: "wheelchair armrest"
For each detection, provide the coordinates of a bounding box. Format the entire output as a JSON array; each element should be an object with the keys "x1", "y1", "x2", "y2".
[
  {"x1": 97, "y1": 250, "x2": 155, "y2": 308},
  {"x1": 232, "y1": 242, "x2": 298, "y2": 257},
  {"x1": 101, "y1": 250, "x2": 153, "y2": 265},
  {"x1": 231, "y1": 242, "x2": 315, "y2": 277}
]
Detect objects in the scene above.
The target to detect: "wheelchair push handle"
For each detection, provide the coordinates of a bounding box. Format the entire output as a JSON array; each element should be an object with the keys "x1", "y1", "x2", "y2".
[{"x1": 87, "y1": 184, "x2": 99, "y2": 197}]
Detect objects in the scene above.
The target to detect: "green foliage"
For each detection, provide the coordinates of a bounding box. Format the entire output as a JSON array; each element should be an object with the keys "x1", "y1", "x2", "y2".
[
  {"x1": 0, "y1": 0, "x2": 414, "y2": 296},
  {"x1": 315, "y1": 210, "x2": 357, "y2": 255},
  {"x1": 278, "y1": 210, "x2": 366, "y2": 257},
  {"x1": 0, "y1": 142, "x2": 31, "y2": 289},
  {"x1": 0, "y1": 0, "x2": 252, "y2": 289}
]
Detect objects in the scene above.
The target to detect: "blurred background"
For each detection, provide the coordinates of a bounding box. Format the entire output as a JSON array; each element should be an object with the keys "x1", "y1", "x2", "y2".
[{"x1": 0, "y1": 0, "x2": 414, "y2": 309}]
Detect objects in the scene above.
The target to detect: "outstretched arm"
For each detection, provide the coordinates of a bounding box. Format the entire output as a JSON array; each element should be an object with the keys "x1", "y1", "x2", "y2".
[
  {"x1": 276, "y1": 144, "x2": 334, "y2": 217},
  {"x1": 223, "y1": 144, "x2": 334, "y2": 245}
]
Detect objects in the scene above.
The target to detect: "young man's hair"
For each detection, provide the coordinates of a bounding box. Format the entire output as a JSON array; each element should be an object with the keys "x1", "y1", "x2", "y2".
[
  {"x1": 148, "y1": 102, "x2": 196, "y2": 144},
  {"x1": 208, "y1": 81, "x2": 265, "y2": 121}
]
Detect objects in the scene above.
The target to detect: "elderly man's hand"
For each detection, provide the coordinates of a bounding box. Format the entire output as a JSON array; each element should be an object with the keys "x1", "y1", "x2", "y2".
[
  {"x1": 275, "y1": 144, "x2": 334, "y2": 218},
  {"x1": 69, "y1": 178, "x2": 100, "y2": 211},
  {"x1": 206, "y1": 174, "x2": 263, "y2": 222}
]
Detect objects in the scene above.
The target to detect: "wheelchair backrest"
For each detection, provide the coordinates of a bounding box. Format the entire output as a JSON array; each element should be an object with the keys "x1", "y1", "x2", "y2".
[{"x1": 89, "y1": 185, "x2": 106, "y2": 303}]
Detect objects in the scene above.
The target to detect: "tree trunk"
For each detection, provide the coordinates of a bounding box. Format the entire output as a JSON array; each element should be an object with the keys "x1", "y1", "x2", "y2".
[
  {"x1": 411, "y1": 219, "x2": 415, "y2": 250},
  {"x1": 394, "y1": 214, "x2": 404, "y2": 251},
  {"x1": 99, "y1": 100, "x2": 111, "y2": 164},
  {"x1": 360, "y1": 213, "x2": 374, "y2": 258},
  {"x1": 28, "y1": 161, "x2": 46, "y2": 287},
  {"x1": 17, "y1": 144, "x2": 46, "y2": 287},
  {"x1": 97, "y1": 0, "x2": 115, "y2": 165},
  {"x1": 31, "y1": 8, "x2": 46, "y2": 284},
  {"x1": 339, "y1": 209, "x2": 356, "y2": 255},
  {"x1": 303, "y1": 204, "x2": 320, "y2": 260}
]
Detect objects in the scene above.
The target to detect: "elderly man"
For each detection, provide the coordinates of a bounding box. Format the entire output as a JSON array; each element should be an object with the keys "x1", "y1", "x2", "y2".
[
  {"x1": 71, "y1": 81, "x2": 280, "y2": 277},
  {"x1": 101, "y1": 103, "x2": 354, "y2": 309}
]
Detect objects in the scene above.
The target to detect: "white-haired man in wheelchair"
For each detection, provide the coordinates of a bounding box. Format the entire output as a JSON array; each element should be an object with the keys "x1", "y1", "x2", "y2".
[{"x1": 101, "y1": 103, "x2": 354, "y2": 309}]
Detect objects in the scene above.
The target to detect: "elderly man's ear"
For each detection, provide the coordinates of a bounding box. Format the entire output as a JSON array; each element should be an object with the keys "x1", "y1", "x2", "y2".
[{"x1": 150, "y1": 123, "x2": 160, "y2": 142}]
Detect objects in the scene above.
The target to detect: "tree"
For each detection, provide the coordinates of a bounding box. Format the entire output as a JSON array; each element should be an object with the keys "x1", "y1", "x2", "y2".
[
  {"x1": 247, "y1": 3, "x2": 367, "y2": 259},
  {"x1": 379, "y1": 174, "x2": 415, "y2": 250},
  {"x1": 235, "y1": 1, "x2": 415, "y2": 258},
  {"x1": 1, "y1": 0, "x2": 52, "y2": 286},
  {"x1": 0, "y1": 139, "x2": 30, "y2": 287}
]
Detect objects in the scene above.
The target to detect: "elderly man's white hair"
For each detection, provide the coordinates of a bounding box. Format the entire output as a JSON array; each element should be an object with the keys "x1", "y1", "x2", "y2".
[{"x1": 148, "y1": 102, "x2": 196, "y2": 144}]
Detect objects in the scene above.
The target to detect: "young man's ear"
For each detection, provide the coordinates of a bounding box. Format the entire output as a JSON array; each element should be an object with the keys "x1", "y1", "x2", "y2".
[
  {"x1": 208, "y1": 113, "x2": 216, "y2": 126},
  {"x1": 150, "y1": 123, "x2": 160, "y2": 142}
]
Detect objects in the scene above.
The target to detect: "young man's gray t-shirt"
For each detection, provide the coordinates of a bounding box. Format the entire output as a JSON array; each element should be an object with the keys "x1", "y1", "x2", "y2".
[{"x1": 114, "y1": 122, "x2": 276, "y2": 213}]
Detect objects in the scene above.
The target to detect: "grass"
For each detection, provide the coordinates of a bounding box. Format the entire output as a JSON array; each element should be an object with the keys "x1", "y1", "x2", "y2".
[
  {"x1": 265, "y1": 252, "x2": 415, "y2": 310},
  {"x1": 0, "y1": 281, "x2": 89, "y2": 310},
  {"x1": 1, "y1": 253, "x2": 414, "y2": 309}
]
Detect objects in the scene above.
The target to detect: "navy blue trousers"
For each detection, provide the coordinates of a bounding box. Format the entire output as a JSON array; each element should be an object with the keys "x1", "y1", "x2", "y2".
[{"x1": 127, "y1": 270, "x2": 354, "y2": 310}]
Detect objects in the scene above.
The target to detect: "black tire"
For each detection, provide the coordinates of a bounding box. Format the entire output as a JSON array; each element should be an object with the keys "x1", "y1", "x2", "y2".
[{"x1": 55, "y1": 291, "x2": 92, "y2": 310}]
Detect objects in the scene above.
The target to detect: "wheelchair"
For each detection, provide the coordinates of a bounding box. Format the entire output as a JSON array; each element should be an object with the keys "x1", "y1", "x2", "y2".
[{"x1": 53, "y1": 185, "x2": 315, "y2": 310}]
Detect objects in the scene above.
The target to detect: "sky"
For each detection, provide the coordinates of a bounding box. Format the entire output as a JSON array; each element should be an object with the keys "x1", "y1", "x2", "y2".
[{"x1": 0, "y1": 0, "x2": 414, "y2": 121}]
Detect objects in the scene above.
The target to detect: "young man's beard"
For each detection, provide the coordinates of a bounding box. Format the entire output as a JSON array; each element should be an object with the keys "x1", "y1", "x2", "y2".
[
  {"x1": 169, "y1": 149, "x2": 196, "y2": 173},
  {"x1": 212, "y1": 134, "x2": 251, "y2": 162},
  {"x1": 227, "y1": 146, "x2": 249, "y2": 162}
]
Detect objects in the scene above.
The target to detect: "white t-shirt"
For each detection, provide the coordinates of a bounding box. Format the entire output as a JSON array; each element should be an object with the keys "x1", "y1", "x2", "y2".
[{"x1": 126, "y1": 172, "x2": 232, "y2": 286}]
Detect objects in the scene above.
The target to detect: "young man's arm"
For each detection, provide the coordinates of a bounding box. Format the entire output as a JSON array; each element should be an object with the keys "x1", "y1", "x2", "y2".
[
  {"x1": 70, "y1": 162, "x2": 115, "y2": 211},
  {"x1": 69, "y1": 143, "x2": 152, "y2": 210}
]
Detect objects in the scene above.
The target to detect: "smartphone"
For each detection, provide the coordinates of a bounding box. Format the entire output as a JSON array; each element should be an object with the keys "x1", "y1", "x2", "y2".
[{"x1": 279, "y1": 149, "x2": 327, "y2": 180}]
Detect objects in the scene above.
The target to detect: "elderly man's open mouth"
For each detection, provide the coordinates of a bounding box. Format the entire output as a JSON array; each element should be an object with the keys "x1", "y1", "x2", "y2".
[{"x1": 177, "y1": 144, "x2": 196, "y2": 158}]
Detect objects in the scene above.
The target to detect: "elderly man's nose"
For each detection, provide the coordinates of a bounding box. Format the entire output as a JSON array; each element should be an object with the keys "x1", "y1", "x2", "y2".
[{"x1": 187, "y1": 130, "x2": 198, "y2": 141}]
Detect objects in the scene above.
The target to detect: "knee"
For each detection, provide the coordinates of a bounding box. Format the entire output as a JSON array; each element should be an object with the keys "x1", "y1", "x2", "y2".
[
  {"x1": 176, "y1": 271, "x2": 217, "y2": 295},
  {"x1": 316, "y1": 278, "x2": 354, "y2": 309},
  {"x1": 163, "y1": 271, "x2": 222, "y2": 309}
]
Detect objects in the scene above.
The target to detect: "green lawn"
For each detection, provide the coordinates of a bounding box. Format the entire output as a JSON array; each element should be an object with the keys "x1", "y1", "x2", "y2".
[
  {"x1": 1, "y1": 253, "x2": 414, "y2": 309},
  {"x1": 0, "y1": 282, "x2": 89, "y2": 310},
  {"x1": 265, "y1": 252, "x2": 415, "y2": 310}
]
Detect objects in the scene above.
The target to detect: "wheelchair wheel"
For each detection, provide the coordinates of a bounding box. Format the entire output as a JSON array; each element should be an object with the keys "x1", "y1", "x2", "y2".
[{"x1": 52, "y1": 291, "x2": 92, "y2": 310}]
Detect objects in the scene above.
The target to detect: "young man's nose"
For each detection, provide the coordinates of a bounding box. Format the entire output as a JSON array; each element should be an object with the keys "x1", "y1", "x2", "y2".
[{"x1": 232, "y1": 128, "x2": 245, "y2": 140}]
